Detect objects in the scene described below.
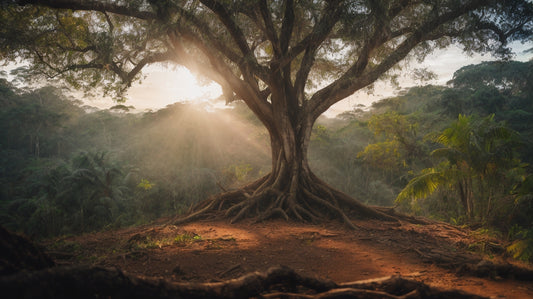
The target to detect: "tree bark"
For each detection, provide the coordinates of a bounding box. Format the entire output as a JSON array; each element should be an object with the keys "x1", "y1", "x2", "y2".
[{"x1": 175, "y1": 98, "x2": 396, "y2": 228}]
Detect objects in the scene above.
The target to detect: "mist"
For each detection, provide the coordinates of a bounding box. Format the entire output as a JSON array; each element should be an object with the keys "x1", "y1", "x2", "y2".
[
  {"x1": 0, "y1": 83, "x2": 272, "y2": 236},
  {"x1": 2, "y1": 60, "x2": 533, "y2": 250}
]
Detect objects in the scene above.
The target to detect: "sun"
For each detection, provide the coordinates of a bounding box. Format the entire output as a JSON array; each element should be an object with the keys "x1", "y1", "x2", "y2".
[{"x1": 126, "y1": 65, "x2": 222, "y2": 111}]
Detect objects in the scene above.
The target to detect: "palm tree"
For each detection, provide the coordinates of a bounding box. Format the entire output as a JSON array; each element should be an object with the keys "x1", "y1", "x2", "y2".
[
  {"x1": 64, "y1": 152, "x2": 128, "y2": 231},
  {"x1": 397, "y1": 114, "x2": 520, "y2": 221}
]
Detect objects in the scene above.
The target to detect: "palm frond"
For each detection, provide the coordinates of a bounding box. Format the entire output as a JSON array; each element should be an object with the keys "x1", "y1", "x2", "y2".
[{"x1": 396, "y1": 169, "x2": 445, "y2": 203}]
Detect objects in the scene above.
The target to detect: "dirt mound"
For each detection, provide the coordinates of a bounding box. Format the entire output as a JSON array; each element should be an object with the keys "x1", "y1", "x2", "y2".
[{"x1": 0, "y1": 226, "x2": 54, "y2": 275}]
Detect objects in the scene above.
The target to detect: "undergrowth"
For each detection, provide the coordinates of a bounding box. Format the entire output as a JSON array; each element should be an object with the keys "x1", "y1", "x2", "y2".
[{"x1": 507, "y1": 225, "x2": 533, "y2": 262}]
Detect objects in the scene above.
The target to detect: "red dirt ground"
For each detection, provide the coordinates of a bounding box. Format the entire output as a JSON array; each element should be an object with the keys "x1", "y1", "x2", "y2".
[{"x1": 44, "y1": 219, "x2": 533, "y2": 298}]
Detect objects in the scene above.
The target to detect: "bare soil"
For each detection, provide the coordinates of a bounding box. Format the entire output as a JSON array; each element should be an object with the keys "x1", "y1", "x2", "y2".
[{"x1": 44, "y1": 218, "x2": 533, "y2": 298}]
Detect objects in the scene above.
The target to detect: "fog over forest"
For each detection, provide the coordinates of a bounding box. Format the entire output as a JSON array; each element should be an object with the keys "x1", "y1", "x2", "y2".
[{"x1": 0, "y1": 60, "x2": 532, "y2": 262}]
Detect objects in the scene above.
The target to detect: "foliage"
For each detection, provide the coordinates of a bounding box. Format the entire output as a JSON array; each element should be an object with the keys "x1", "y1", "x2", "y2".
[
  {"x1": 1, "y1": 54, "x2": 532, "y2": 256},
  {"x1": 507, "y1": 225, "x2": 533, "y2": 262},
  {"x1": 1, "y1": 0, "x2": 531, "y2": 226},
  {"x1": 364, "y1": 112, "x2": 426, "y2": 166},
  {"x1": 505, "y1": 174, "x2": 533, "y2": 261},
  {"x1": 0, "y1": 80, "x2": 269, "y2": 237},
  {"x1": 345, "y1": 61, "x2": 533, "y2": 243},
  {"x1": 397, "y1": 114, "x2": 523, "y2": 222},
  {"x1": 3, "y1": 0, "x2": 530, "y2": 102},
  {"x1": 137, "y1": 179, "x2": 154, "y2": 191},
  {"x1": 174, "y1": 233, "x2": 203, "y2": 247},
  {"x1": 449, "y1": 61, "x2": 532, "y2": 95}
]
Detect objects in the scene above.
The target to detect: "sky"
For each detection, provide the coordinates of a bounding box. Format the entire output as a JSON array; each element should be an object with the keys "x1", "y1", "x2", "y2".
[
  {"x1": 327, "y1": 42, "x2": 533, "y2": 116},
  {"x1": 44, "y1": 41, "x2": 533, "y2": 117}
]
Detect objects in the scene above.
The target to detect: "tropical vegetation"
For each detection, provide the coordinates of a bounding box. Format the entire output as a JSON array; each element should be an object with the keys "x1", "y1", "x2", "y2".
[{"x1": 1, "y1": 58, "x2": 532, "y2": 260}]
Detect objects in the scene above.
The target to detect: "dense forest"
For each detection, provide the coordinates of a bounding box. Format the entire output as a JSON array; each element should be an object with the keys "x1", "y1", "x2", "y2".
[{"x1": 1, "y1": 60, "x2": 532, "y2": 261}]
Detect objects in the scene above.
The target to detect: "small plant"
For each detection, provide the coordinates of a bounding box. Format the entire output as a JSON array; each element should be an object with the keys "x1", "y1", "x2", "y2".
[
  {"x1": 174, "y1": 232, "x2": 202, "y2": 246},
  {"x1": 450, "y1": 216, "x2": 466, "y2": 226},
  {"x1": 129, "y1": 235, "x2": 174, "y2": 249},
  {"x1": 143, "y1": 238, "x2": 161, "y2": 249},
  {"x1": 507, "y1": 225, "x2": 533, "y2": 262},
  {"x1": 137, "y1": 179, "x2": 154, "y2": 190},
  {"x1": 465, "y1": 228, "x2": 503, "y2": 257}
]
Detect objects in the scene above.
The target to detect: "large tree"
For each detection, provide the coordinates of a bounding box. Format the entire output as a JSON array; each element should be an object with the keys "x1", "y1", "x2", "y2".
[{"x1": 1, "y1": 0, "x2": 532, "y2": 227}]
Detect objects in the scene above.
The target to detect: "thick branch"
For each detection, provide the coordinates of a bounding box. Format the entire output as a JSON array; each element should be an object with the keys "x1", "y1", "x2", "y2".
[
  {"x1": 309, "y1": 0, "x2": 490, "y2": 120},
  {"x1": 278, "y1": 0, "x2": 343, "y2": 110},
  {"x1": 280, "y1": 0, "x2": 294, "y2": 54},
  {"x1": 15, "y1": 0, "x2": 155, "y2": 20},
  {"x1": 195, "y1": 0, "x2": 267, "y2": 94},
  {"x1": 258, "y1": 0, "x2": 282, "y2": 58},
  {"x1": 121, "y1": 52, "x2": 175, "y2": 85},
  {"x1": 175, "y1": 2, "x2": 269, "y2": 85},
  {"x1": 475, "y1": 19, "x2": 530, "y2": 45},
  {"x1": 274, "y1": 0, "x2": 343, "y2": 70},
  {"x1": 200, "y1": 0, "x2": 253, "y2": 58},
  {"x1": 326, "y1": 0, "x2": 394, "y2": 100},
  {"x1": 279, "y1": 0, "x2": 296, "y2": 112},
  {"x1": 389, "y1": 0, "x2": 420, "y2": 19},
  {"x1": 294, "y1": 47, "x2": 316, "y2": 106},
  {"x1": 168, "y1": 28, "x2": 274, "y2": 130},
  {"x1": 173, "y1": 8, "x2": 241, "y2": 66}
]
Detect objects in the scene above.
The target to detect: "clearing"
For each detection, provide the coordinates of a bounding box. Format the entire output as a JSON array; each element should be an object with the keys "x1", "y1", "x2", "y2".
[{"x1": 41, "y1": 217, "x2": 533, "y2": 298}]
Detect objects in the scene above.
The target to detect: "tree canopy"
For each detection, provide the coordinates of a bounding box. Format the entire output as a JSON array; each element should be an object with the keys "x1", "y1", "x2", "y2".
[
  {"x1": 2, "y1": 1, "x2": 531, "y2": 121},
  {"x1": 1, "y1": 0, "x2": 532, "y2": 227}
]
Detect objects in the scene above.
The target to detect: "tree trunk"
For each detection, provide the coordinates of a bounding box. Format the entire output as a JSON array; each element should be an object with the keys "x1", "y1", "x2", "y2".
[
  {"x1": 458, "y1": 181, "x2": 468, "y2": 219},
  {"x1": 467, "y1": 177, "x2": 474, "y2": 220},
  {"x1": 35, "y1": 135, "x2": 40, "y2": 158},
  {"x1": 175, "y1": 102, "x2": 395, "y2": 228}
]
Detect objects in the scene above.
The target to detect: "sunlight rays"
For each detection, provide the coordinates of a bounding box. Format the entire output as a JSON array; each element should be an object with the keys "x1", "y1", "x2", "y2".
[
  {"x1": 126, "y1": 66, "x2": 222, "y2": 112},
  {"x1": 133, "y1": 103, "x2": 271, "y2": 193}
]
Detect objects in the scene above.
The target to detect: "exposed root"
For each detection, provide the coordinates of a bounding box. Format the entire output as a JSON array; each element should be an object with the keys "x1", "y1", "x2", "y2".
[
  {"x1": 295, "y1": 204, "x2": 320, "y2": 223},
  {"x1": 0, "y1": 265, "x2": 489, "y2": 298},
  {"x1": 302, "y1": 188, "x2": 358, "y2": 230},
  {"x1": 256, "y1": 207, "x2": 289, "y2": 222},
  {"x1": 173, "y1": 171, "x2": 404, "y2": 229},
  {"x1": 224, "y1": 199, "x2": 249, "y2": 218},
  {"x1": 173, "y1": 197, "x2": 219, "y2": 225}
]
